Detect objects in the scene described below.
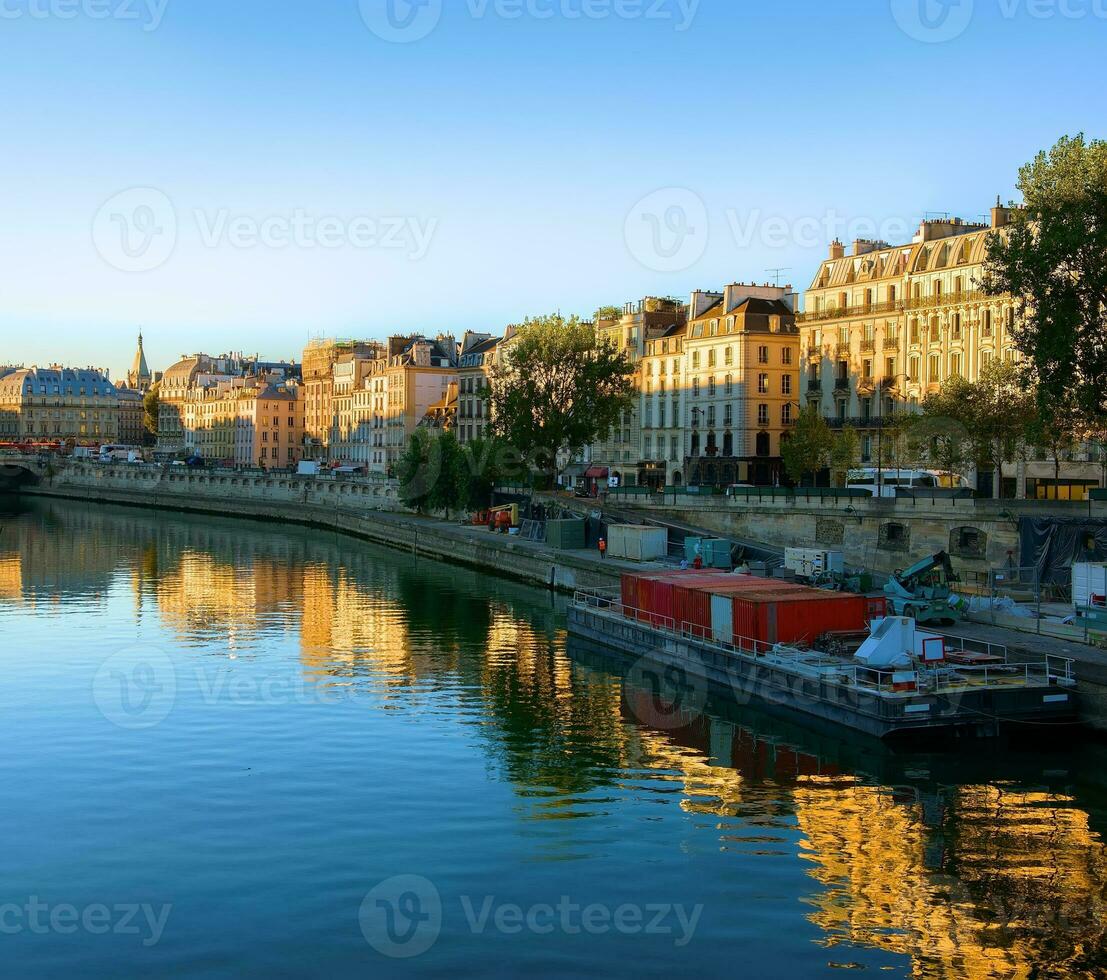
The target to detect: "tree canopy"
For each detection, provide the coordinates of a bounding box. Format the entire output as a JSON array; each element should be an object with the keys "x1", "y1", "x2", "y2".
[
  {"x1": 984, "y1": 134, "x2": 1107, "y2": 421},
  {"x1": 780, "y1": 405, "x2": 834, "y2": 485},
  {"x1": 486, "y1": 314, "x2": 634, "y2": 477}
]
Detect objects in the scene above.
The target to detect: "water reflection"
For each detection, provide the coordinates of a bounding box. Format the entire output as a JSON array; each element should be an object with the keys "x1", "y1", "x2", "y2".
[{"x1": 1, "y1": 497, "x2": 1106, "y2": 977}]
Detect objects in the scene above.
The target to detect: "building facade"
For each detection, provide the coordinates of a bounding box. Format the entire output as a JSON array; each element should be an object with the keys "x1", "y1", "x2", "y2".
[
  {"x1": 586, "y1": 297, "x2": 688, "y2": 490},
  {"x1": 638, "y1": 284, "x2": 800, "y2": 488},
  {"x1": 185, "y1": 379, "x2": 304, "y2": 468},
  {"x1": 158, "y1": 354, "x2": 298, "y2": 457},
  {"x1": 798, "y1": 203, "x2": 1099, "y2": 496},
  {"x1": 116, "y1": 386, "x2": 145, "y2": 446},
  {"x1": 301, "y1": 340, "x2": 382, "y2": 462},
  {"x1": 457, "y1": 332, "x2": 501, "y2": 445},
  {"x1": 0, "y1": 366, "x2": 119, "y2": 444}
]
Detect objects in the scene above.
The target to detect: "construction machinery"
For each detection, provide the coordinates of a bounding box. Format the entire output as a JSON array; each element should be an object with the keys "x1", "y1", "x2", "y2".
[{"x1": 884, "y1": 551, "x2": 965, "y2": 625}]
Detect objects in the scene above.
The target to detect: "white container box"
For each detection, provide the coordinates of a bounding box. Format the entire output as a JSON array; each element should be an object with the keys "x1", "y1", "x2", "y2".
[
  {"x1": 1072, "y1": 562, "x2": 1107, "y2": 609},
  {"x1": 784, "y1": 548, "x2": 845, "y2": 579},
  {"x1": 607, "y1": 525, "x2": 668, "y2": 562}
]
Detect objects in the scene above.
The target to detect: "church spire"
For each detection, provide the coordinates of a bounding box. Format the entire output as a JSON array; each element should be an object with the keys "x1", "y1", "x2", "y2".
[{"x1": 128, "y1": 330, "x2": 152, "y2": 391}]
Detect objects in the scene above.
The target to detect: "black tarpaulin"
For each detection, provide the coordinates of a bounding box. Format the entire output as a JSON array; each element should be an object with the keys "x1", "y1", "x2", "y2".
[{"x1": 1019, "y1": 517, "x2": 1107, "y2": 586}]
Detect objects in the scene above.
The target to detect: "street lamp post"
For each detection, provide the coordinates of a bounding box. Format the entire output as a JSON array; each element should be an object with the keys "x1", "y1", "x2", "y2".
[{"x1": 876, "y1": 373, "x2": 912, "y2": 497}]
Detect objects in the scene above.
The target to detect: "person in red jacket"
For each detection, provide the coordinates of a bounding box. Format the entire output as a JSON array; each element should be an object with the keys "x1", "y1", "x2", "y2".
[{"x1": 598, "y1": 537, "x2": 607, "y2": 560}]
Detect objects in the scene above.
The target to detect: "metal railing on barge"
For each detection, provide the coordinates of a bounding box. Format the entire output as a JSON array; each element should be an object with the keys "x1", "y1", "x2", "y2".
[{"x1": 570, "y1": 589, "x2": 1075, "y2": 697}]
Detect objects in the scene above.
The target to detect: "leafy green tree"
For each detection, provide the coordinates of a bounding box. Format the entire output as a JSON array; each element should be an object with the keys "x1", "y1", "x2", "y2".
[
  {"x1": 486, "y1": 314, "x2": 634, "y2": 485},
  {"x1": 1025, "y1": 394, "x2": 1083, "y2": 487},
  {"x1": 829, "y1": 426, "x2": 861, "y2": 487},
  {"x1": 984, "y1": 134, "x2": 1107, "y2": 423},
  {"x1": 593, "y1": 305, "x2": 623, "y2": 323},
  {"x1": 395, "y1": 429, "x2": 441, "y2": 513},
  {"x1": 143, "y1": 383, "x2": 160, "y2": 445},
  {"x1": 426, "y1": 431, "x2": 465, "y2": 518},
  {"x1": 780, "y1": 405, "x2": 834, "y2": 485},
  {"x1": 454, "y1": 436, "x2": 508, "y2": 511}
]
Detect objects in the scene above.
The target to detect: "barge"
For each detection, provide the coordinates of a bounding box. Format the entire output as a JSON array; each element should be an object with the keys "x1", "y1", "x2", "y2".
[{"x1": 568, "y1": 578, "x2": 1079, "y2": 741}]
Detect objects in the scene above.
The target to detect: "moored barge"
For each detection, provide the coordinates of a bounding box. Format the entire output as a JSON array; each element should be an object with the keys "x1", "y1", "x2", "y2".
[{"x1": 568, "y1": 572, "x2": 1079, "y2": 741}]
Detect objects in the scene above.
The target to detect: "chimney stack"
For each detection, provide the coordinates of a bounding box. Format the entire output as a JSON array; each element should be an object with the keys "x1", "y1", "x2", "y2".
[{"x1": 829, "y1": 239, "x2": 845, "y2": 260}]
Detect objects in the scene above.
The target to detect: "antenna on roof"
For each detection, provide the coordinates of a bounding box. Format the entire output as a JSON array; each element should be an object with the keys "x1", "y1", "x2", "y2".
[{"x1": 766, "y1": 268, "x2": 791, "y2": 287}]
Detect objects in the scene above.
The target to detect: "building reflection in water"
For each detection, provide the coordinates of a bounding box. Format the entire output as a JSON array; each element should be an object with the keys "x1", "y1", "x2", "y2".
[{"x1": 1, "y1": 497, "x2": 1106, "y2": 977}]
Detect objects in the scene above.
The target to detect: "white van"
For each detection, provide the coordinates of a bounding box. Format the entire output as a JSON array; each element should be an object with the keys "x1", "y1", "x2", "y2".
[{"x1": 846, "y1": 468, "x2": 970, "y2": 498}]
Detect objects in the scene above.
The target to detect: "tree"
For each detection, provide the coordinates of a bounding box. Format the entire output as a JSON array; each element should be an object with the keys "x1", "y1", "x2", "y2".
[
  {"x1": 143, "y1": 383, "x2": 160, "y2": 445},
  {"x1": 395, "y1": 429, "x2": 440, "y2": 514},
  {"x1": 486, "y1": 314, "x2": 634, "y2": 485},
  {"x1": 984, "y1": 134, "x2": 1107, "y2": 423},
  {"x1": 454, "y1": 436, "x2": 509, "y2": 512},
  {"x1": 1025, "y1": 394, "x2": 1082, "y2": 488},
  {"x1": 919, "y1": 376, "x2": 980, "y2": 484},
  {"x1": 780, "y1": 405, "x2": 834, "y2": 486},
  {"x1": 593, "y1": 305, "x2": 622, "y2": 323},
  {"x1": 829, "y1": 426, "x2": 861, "y2": 488}
]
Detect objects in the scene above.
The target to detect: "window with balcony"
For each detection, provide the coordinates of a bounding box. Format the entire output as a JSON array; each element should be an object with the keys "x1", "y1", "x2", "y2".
[
  {"x1": 758, "y1": 404, "x2": 769, "y2": 426},
  {"x1": 781, "y1": 375, "x2": 792, "y2": 396},
  {"x1": 781, "y1": 403, "x2": 793, "y2": 425},
  {"x1": 724, "y1": 405, "x2": 732, "y2": 426},
  {"x1": 758, "y1": 346, "x2": 769, "y2": 364},
  {"x1": 781, "y1": 348, "x2": 792, "y2": 365},
  {"x1": 758, "y1": 374, "x2": 769, "y2": 394},
  {"x1": 724, "y1": 347, "x2": 733, "y2": 366}
]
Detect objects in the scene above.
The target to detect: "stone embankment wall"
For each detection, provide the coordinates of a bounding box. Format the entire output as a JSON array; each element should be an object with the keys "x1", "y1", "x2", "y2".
[
  {"x1": 13, "y1": 463, "x2": 619, "y2": 594},
  {"x1": 614, "y1": 491, "x2": 1107, "y2": 579}
]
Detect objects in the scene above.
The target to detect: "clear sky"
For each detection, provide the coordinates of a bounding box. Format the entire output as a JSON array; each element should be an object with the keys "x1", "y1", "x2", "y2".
[{"x1": 0, "y1": 0, "x2": 1103, "y2": 379}]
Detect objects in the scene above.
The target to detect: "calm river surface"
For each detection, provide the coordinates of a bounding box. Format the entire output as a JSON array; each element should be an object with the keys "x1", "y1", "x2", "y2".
[{"x1": 2, "y1": 497, "x2": 1106, "y2": 978}]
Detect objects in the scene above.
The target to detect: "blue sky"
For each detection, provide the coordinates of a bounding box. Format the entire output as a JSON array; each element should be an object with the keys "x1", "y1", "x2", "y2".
[{"x1": 0, "y1": 0, "x2": 1103, "y2": 378}]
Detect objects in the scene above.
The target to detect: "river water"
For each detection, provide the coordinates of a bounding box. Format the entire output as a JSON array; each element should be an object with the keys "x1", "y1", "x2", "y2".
[{"x1": 1, "y1": 496, "x2": 1106, "y2": 978}]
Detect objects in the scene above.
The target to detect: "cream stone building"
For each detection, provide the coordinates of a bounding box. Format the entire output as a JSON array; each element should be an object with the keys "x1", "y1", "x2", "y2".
[
  {"x1": 185, "y1": 379, "x2": 304, "y2": 468},
  {"x1": 638, "y1": 284, "x2": 800, "y2": 488},
  {"x1": 301, "y1": 339, "x2": 382, "y2": 462},
  {"x1": 584, "y1": 297, "x2": 688, "y2": 491},
  {"x1": 800, "y1": 202, "x2": 1102, "y2": 497},
  {"x1": 0, "y1": 366, "x2": 119, "y2": 444}
]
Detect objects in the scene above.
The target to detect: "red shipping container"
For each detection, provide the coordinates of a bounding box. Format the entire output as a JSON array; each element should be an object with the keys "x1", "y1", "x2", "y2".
[{"x1": 729, "y1": 588, "x2": 876, "y2": 647}]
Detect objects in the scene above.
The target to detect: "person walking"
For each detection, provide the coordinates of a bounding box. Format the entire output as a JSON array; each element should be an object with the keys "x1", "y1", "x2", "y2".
[{"x1": 598, "y1": 537, "x2": 607, "y2": 560}]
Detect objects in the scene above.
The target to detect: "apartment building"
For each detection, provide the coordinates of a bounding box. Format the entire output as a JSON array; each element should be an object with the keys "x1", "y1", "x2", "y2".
[
  {"x1": 301, "y1": 339, "x2": 382, "y2": 462},
  {"x1": 456, "y1": 332, "x2": 500, "y2": 445},
  {"x1": 186, "y1": 378, "x2": 304, "y2": 467},
  {"x1": 0, "y1": 366, "x2": 120, "y2": 444},
  {"x1": 375, "y1": 335, "x2": 458, "y2": 474},
  {"x1": 158, "y1": 353, "x2": 298, "y2": 456},
  {"x1": 586, "y1": 297, "x2": 687, "y2": 489},
  {"x1": 799, "y1": 202, "x2": 1098, "y2": 495}
]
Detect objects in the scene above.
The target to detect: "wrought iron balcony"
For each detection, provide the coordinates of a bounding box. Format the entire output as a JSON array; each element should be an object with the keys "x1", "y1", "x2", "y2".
[
  {"x1": 797, "y1": 300, "x2": 904, "y2": 324},
  {"x1": 905, "y1": 289, "x2": 990, "y2": 310}
]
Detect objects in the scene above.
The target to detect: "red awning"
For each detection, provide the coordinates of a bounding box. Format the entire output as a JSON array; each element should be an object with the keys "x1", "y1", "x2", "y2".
[{"x1": 585, "y1": 467, "x2": 609, "y2": 479}]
